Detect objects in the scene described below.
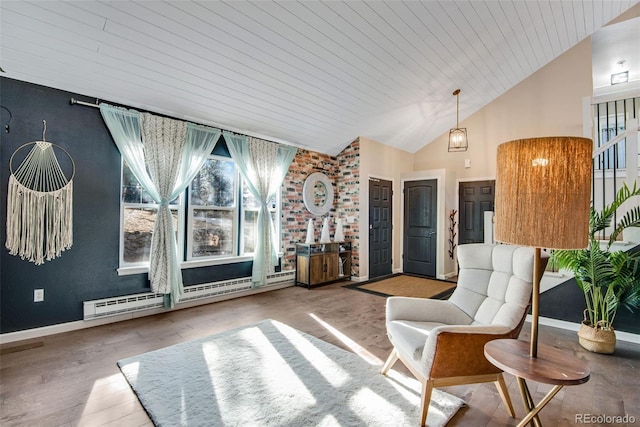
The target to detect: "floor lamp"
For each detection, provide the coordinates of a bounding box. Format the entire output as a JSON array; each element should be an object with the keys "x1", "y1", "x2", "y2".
[{"x1": 494, "y1": 136, "x2": 592, "y2": 358}]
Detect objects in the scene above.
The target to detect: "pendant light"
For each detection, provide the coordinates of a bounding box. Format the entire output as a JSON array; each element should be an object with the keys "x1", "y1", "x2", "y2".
[{"x1": 448, "y1": 89, "x2": 468, "y2": 152}]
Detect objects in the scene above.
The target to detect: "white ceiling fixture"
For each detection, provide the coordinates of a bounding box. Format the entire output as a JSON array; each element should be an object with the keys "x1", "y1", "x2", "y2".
[
  {"x1": 1, "y1": 1, "x2": 637, "y2": 155},
  {"x1": 592, "y1": 16, "x2": 640, "y2": 99},
  {"x1": 611, "y1": 69, "x2": 629, "y2": 85},
  {"x1": 610, "y1": 59, "x2": 629, "y2": 85}
]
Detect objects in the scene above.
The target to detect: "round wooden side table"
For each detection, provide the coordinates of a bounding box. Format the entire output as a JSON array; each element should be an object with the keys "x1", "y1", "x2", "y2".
[{"x1": 484, "y1": 339, "x2": 590, "y2": 427}]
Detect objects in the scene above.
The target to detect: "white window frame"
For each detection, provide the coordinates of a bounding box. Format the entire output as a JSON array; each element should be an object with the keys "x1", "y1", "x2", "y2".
[
  {"x1": 186, "y1": 155, "x2": 239, "y2": 261},
  {"x1": 118, "y1": 161, "x2": 184, "y2": 273},
  {"x1": 117, "y1": 155, "x2": 283, "y2": 275},
  {"x1": 240, "y1": 186, "x2": 281, "y2": 256}
]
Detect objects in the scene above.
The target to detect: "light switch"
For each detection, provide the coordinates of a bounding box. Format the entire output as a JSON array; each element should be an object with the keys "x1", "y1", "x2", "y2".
[{"x1": 464, "y1": 159, "x2": 471, "y2": 168}]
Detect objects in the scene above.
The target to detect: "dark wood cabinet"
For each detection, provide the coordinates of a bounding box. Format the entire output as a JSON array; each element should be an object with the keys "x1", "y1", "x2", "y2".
[{"x1": 296, "y1": 242, "x2": 351, "y2": 288}]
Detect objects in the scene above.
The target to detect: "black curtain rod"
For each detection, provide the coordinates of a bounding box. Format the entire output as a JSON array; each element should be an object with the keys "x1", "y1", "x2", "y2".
[
  {"x1": 69, "y1": 97, "x2": 294, "y2": 148},
  {"x1": 70, "y1": 98, "x2": 99, "y2": 108}
]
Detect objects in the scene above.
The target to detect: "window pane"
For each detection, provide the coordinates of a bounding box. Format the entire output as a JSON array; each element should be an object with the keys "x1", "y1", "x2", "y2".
[
  {"x1": 123, "y1": 207, "x2": 178, "y2": 263},
  {"x1": 243, "y1": 183, "x2": 278, "y2": 211},
  {"x1": 243, "y1": 211, "x2": 280, "y2": 255},
  {"x1": 191, "y1": 158, "x2": 235, "y2": 207},
  {"x1": 243, "y1": 185, "x2": 260, "y2": 210},
  {"x1": 191, "y1": 209, "x2": 234, "y2": 257},
  {"x1": 122, "y1": 161, "x2": 178, "y2": 204},
  {"x1": 244, "y1": 210, "x2": 258, "y2": 253},
  {"x1": 122, "y1": 162, "x2": 154, "y2": 204}
]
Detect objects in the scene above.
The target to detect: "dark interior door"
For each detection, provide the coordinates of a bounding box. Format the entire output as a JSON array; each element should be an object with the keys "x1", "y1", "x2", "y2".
[
  {"x1": 403, "y1": 179, "x2": 437, "y2": 277},
  {"x1": 458, "y1": 180, "x2": 495, "y2": 244},
  {"x1": 369, "y1": 178, "x2": 392, "y2": 279}
]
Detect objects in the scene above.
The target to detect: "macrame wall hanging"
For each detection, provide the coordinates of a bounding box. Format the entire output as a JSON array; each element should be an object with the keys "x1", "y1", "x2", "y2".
[{"x1": 6, "y1": 121, "x2": 75, "y2": 265}]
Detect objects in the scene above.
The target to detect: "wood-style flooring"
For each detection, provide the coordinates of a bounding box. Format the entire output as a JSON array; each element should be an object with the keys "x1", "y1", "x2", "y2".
[{"x1": 1, "y1": 281, "x2": 639, "y2": 426}]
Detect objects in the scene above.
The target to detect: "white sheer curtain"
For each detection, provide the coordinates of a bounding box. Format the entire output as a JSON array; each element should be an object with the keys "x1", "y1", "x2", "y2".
[
  {"x1": 224, "y1": 132, "x2": 297, "y2": 286},
  {"x1": 100, "y1": 104, "x2": 221, "y2": 307}
]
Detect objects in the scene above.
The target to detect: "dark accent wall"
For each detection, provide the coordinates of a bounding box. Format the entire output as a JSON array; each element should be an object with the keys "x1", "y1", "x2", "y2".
[
  {"x1": 0, "y1": 78, "x2": 251, "y2": 333},
  {"x1": 539, "y1": 278, "x2": 640, "y2": 334}
]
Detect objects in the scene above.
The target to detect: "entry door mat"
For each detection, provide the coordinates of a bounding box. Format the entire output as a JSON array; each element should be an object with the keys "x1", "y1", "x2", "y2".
[
  {"x1": 117, "y1": 319, "x2": 465, "y2": 426},
  {"x1": 344, "y1": 274, "x2": 456, "y2": 299}
]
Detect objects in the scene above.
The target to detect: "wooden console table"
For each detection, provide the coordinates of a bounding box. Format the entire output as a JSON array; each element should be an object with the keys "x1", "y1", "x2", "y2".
[
  {"x1": 295, "y1": 242, "x2": 351, "y2": 288},
  {"x1": 484, "y1": 339, "x2": 590, "y2": 427}
]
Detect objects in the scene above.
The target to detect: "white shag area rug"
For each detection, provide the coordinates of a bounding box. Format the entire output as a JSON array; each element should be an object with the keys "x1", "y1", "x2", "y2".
[{"x1": 117, "y1": 319, "x2": 465, "y2": 426}]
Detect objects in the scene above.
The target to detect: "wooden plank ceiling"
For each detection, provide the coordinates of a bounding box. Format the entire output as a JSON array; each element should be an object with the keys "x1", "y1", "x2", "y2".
[{"x1": 1, "y1": 0, "x2": 637, "y2": 155}]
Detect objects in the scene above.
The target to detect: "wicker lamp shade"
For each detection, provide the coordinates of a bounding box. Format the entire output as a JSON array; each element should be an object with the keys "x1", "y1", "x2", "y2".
[
  {"x1": 495, "y1": 137, "x2": 592, "y2": 250},
  {"x1": 495, "y1": 136, "x2": 592, "y2": 358}
]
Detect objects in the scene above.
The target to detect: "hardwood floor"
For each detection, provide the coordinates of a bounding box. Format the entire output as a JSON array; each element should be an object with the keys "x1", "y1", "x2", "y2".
[{"x1": 1, "y1": 281, "x2": 638, "y2": 426}]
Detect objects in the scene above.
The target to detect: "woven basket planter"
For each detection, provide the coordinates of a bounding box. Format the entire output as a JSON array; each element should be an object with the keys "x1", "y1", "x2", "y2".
[{"x1": 577, "y1": 321, "x2": 616, "y2": 354}]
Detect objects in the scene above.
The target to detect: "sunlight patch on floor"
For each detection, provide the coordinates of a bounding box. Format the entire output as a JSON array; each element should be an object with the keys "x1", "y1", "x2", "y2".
[
  {"x1": 309, "y1": 313, "x2": 383, "y2": 365},
  {"x1": 383, "y1": 369, "x2": 421, "y2": 405},
  {"x1": 349, "y1": 386, "x2": 403, "y2": 425},
  {"x1": 273, "y1": 319, "x2": 351, "y2": 387},
  {"x1": 318, "y1": 414, "x2": 339, "y2": 425},
  {"x1": 201, "y1": 326, "x2": 317, "y2": 423},
  {"x1": 77, "y1": 373, "x2": 140, "y2": 423}
]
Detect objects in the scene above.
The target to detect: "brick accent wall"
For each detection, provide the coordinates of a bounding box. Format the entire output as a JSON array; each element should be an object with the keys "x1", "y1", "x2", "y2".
[
  {"x1": 280, "y1": 139, "x2": 360, "y2": 277},
  {"x1": 280, "y1": 149, "x2": 337, "y2": 270},
  {"x1": 336, "y1": 139, "x2": 360, "y2": 277}
]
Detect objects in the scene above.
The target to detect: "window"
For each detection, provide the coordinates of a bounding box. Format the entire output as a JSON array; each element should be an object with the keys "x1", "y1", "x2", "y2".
[
  {"x1": 119, "y1": 152, "x2": 280, "y2": 273},
  {"x1": 240, "y1": 184, "x2": 279, "y2": 255},
  {"x1": 120, "y1": 161, "x2": 182, "y2": 266},
  {"x1": 188, "y1": 157, "x2": 237, "y2": 259},
  {"x1": 242, "y1": 184, "x2": 260, "y2": 254}
]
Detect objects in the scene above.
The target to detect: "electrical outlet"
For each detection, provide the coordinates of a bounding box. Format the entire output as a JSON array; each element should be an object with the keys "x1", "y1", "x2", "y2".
[{"x1": 34, "y1": 289, "x2": 44, "y2": 302}]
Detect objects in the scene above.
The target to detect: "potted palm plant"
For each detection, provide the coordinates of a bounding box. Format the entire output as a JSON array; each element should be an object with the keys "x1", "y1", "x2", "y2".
[{"x1": 552, "y1": 182, "x2": 640, "y2": 354}]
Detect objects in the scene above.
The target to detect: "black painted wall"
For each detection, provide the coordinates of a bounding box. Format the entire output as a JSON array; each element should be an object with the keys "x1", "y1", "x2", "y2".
[
  {"x1": 0, "y1": 78, "x2": 251, "y2": 333},
  {"x1": 539, "y1": 276, "x2": 640, "y2": 335}
]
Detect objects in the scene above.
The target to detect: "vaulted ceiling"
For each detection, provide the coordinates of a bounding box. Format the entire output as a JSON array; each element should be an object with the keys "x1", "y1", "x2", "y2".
[{"x1": 1, "y1": 1, "x2": 637, "y2": 155}]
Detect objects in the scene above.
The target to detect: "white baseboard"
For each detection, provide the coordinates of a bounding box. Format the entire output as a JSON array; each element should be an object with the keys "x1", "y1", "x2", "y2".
[
  {"x1": 0, "y1": 282, "x2": 292, "y2": 345},
  {"x1": 529, "y1": 315, "x2": 640, "y2": 345}
]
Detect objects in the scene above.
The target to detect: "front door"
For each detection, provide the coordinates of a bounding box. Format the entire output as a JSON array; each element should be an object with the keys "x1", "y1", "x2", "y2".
[
  {"x1": 458, "y1": 180, "x2": 495, "y2": 244},
  {"x1": 369, "y1": 178, "x2": 393, "y2": 279},
  {"x1": 403, "y1": 179, "x2": 437, "y2": 277}
]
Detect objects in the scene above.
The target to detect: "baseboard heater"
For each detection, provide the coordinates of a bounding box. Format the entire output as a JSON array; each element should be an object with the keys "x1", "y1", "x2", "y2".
[{"x1": 83, "y1": 270, "x2": 295, "y2": 320}]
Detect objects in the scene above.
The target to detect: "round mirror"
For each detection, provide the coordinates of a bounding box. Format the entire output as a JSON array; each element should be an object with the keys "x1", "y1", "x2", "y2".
[
  {"x1": 313, "y1": 181, "x2": 327, "y2": 207},
  {"x1": 303, "y1": 172, "x2": 334, "y2": 216}
]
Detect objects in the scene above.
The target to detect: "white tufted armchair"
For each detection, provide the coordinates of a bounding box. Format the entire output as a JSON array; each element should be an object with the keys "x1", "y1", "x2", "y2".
[{"x1": 381, "y1": 243, "x2": 546, "y2": 426}]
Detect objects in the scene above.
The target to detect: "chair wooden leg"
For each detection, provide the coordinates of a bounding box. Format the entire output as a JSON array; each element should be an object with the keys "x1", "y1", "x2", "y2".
[
  {"x1": 420, "y1": 379, "x2": 434, "y2": 427},
  {"x1": 381, "y1": 348, "x2": 399, "y2": 375},
  {"x1": 495, "y1": 373, "x2": 516, "y2": 417}
]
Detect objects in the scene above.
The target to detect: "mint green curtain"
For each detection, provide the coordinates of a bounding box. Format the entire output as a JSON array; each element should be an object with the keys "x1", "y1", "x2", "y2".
[
  {"x1": 225, "y1": 132, "x2": 297, "y2": 286},
  {"x1": 100, "y1": 105, "x2": 159, "y2": 200},
  {"x1": 100, "y1": 104, "x2": 221, "y2": 307}
]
